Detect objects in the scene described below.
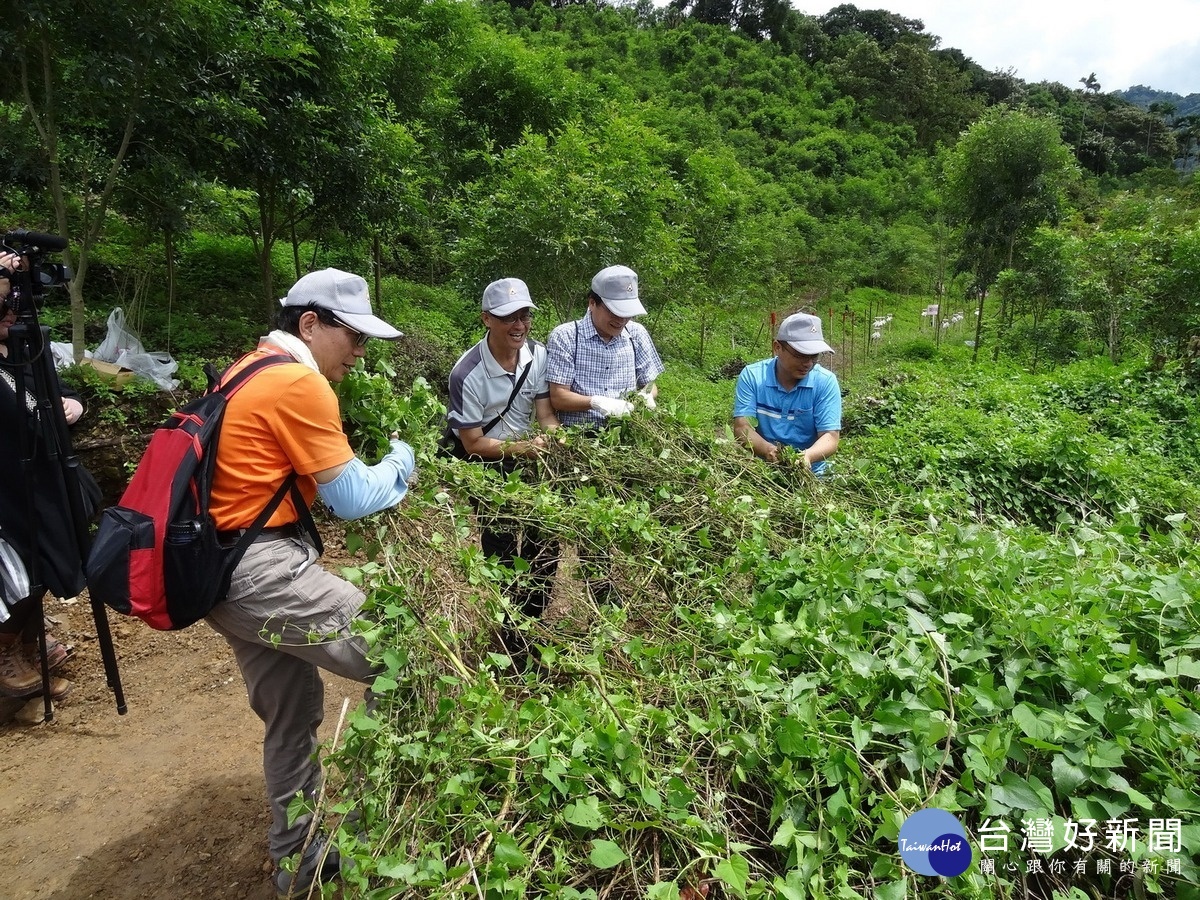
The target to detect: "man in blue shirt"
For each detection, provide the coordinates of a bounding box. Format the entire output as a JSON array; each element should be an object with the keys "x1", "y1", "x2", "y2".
[{"x1": 733, "y1": 312, "x2": 842, "y2": 474}]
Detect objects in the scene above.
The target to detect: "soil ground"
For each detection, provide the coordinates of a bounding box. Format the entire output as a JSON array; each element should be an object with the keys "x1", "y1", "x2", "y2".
[{"x1": 0, "y1": 536, "x2": 363, "y2": 900}]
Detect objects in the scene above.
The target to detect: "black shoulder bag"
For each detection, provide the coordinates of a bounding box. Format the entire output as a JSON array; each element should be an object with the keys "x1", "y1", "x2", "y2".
[{"x1": 439, "y1": 361, "x2": 532, "y2": 462}]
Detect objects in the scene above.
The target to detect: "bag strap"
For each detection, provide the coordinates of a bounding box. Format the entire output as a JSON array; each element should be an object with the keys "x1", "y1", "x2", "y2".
[
  {"x1": 224, "y1": 477, "x2": 324, "y2": 562},
  {"x1": 206, "y1": 351, "x2": 294, "y2": 398},
  {"x1": 226, "y1": 473, "x2": 299, "y2": 560},
  {"x1": 480, "y1": 358, "x2": 532, "y2": 437},
  {"x1": 291, "y1": 482, "x2": 324, "y2": 555},
  {"x1": 196, "y1": 352, "x2": 297, "y2": 518},
  {"x1": 208, "y1": 353, "x2": 324, "y2": 557}
]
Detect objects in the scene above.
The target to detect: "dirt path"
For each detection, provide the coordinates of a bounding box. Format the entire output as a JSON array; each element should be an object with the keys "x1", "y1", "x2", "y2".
[{"x1": 0, "y1": 591, "x2": 364, "y2": 899}]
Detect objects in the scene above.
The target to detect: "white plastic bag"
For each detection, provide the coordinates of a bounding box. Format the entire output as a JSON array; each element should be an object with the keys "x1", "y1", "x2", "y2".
[
  {"x1": 115, "y1": 349, "x2": 179, "y2": 391},
  {"x1": 51, "y1": 341, "x2": 75, "y2": 370},
  {"x1": 50, "y1": 341, "x2": 90, "y2": 371},
  {"x1": 93, "y1": 307, "x2": 145, "y2": 363}
]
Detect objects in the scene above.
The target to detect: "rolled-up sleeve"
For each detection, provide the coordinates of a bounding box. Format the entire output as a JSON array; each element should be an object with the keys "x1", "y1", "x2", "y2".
[{"x1": 545, "y1": 324, "x2": 577, "y2": 388}]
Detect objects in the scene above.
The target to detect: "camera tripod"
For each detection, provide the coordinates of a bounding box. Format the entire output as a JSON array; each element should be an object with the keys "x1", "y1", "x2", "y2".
[{"x1": 2, "y1": 245, "x2": 125, "y2": 721}]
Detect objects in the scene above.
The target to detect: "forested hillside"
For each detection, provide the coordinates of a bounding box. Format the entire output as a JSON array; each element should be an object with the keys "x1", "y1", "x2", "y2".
[
  {"x1": 4, "y1": 2, "x2": 1200, "y2": 898},
  {"x1": 1120, "y1": 85, "x2": 1200, "y2": 122},
  {"x1": 3, "y1": 0, "x2": 1197, "y2": 367}
]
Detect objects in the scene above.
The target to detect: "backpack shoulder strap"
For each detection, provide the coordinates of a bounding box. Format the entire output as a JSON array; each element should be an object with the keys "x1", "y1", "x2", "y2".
[
  {"x1": 199, "y1": 351, "x2": 307, "y2": 529},
  {"x1": 212, "y1": 352, "x2": 296, "y2": 398},
  {"x1": 226, "y1": 474, "x2": 323, "y2": 559}
]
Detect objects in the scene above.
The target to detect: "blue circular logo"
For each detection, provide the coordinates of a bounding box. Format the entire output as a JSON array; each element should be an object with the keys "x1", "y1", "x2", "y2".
[{"x1": 897, "y1": 808, "x2": 972, "y2": 877}]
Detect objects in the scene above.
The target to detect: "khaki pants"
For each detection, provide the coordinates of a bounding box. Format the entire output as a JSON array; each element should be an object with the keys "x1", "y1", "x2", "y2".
[{"x1": 206, "y1": 535, "x2": 377, "y2": 863}]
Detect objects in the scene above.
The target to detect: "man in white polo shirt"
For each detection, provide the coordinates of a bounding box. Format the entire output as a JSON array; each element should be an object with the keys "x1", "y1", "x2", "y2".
[{"x1": 447, "y1": 278, "x2": 559, "y2": 661}]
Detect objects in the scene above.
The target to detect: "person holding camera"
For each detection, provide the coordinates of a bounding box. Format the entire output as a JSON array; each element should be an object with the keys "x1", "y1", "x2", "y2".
[
  {"x1": 0, "y1": 250, "x2": 84, "y2": 701},
  {"x1": 202, "y1": 268, "x2": 415, "y2": 897}
]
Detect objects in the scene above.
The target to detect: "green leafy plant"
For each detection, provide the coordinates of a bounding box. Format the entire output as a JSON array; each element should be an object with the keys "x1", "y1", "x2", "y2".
[{"x1": 313, "y1": 370, "x2": 1199, "y2": 899}]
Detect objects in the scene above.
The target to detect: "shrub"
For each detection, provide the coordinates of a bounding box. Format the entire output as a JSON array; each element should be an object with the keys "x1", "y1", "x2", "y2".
[
  {"x1": 320, "y1": 403, "x2": 1199, "y2": 899},
  {"x1": 880, "y1": 337, "x2": 939, "y2": 361}
]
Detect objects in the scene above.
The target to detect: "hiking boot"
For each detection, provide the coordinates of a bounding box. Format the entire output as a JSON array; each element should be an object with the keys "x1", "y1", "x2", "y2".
[
  {"x1": 0, "y1": 635, "x2": 42, "y2": 698},
  {"x1": 24, "y1": 636, "x2": 73, "y2": 672},
  {"x1": 274, "y1": 833, "x2": 341, "y2": 898},
  {"x1": 43, "y1": 676, "x2": 71, "y2": 700}
]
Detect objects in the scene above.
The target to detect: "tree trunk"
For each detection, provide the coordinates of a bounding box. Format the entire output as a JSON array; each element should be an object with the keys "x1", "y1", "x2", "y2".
[
  {"x1": 164, "y1": 226, "x2": 176, "y2": 353},
  {"x1": 253, "y1": 175, "x2": 278, "y2": 321},
  {"x1": 971, "y1": 290, "x2": 986, "y2": 364},
  {"x1": 991, "y1": 232, "x2": 1019, "y2": 362},
  {"x1": 991, "y1": 290, "x2": 1006, "y2": 362},
  {"x1": 1031, "y1": 303, "x2": 1042, "y2": 373},
  {"x1": 22, "y1": 28, "x2": 135, "y2": 360},
  {"x1": 259, "y1": 238, "x2": 275, "y2": 322},
  {"x1": 291, "y1": 221, "x2": 301, "y2": 281},
  {"x1": 373, "y1": 231, "x2": 382, "y2": 309}
]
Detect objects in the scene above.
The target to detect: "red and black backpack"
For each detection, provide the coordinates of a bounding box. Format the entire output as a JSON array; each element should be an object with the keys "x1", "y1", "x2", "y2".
[{"x1": 86, "y1": 354, "x2": 320, "y2": 629}]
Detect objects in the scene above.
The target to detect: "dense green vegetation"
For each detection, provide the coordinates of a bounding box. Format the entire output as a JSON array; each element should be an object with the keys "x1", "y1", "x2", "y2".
[
  {"x1": 5, "y1": 1, "x2": 1200, "y2": 896},
  {"x1": 319, "y1": 347, "x2": 1200, "y2": 899}
]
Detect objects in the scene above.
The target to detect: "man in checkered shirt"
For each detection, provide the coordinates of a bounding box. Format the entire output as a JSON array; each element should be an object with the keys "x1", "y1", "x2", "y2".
[{"x1": 546, "y1": 265, "x2": 665, "y2": 427}]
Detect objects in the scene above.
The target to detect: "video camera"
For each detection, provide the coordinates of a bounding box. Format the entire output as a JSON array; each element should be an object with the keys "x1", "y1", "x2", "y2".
[{"x1": 1, "y1": 229, "x2": 72, "y2": 316}]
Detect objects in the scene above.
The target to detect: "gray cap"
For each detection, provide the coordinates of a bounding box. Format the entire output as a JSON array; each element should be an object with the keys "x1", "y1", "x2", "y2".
[
  {"x1": 482, "y1": 277, "x2": 537, "y2": 317},
  {"x1": 590, "y1": 265, "x2": 646, "y2": 318},
  {"x1": 777, "y1": 312, "x2": 833, "y2": 355},
  {"x1": 280, "y1": 268, "x2": 402, "y2": 339}
]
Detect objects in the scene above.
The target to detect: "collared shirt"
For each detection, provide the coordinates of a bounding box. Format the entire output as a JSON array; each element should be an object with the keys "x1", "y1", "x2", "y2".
[
  {"x1": 545, "y1": 311, "x2": 665, "y2": 426},
  {"x1": 447, "y1": 338, "x2": 549, "y2": 440},
  {"x1": 733, "y1": 357, "x2": 842, "y2": 474}
]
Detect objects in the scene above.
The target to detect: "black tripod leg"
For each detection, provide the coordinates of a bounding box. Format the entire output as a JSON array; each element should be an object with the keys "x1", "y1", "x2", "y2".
[
  {"x1": 32, "y1": 588, "x2": 53, "y2": 722},
  {"x1": 91, "y1": 595, "x2": 126, "y2": 714}
]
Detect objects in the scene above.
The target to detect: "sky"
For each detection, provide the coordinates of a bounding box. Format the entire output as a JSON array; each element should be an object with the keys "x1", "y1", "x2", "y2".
[{"x1": 794, "y1": 0, "x2": 1200, "y2": 97}]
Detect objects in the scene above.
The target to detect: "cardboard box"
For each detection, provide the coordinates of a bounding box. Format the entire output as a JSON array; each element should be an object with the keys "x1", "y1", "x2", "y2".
[{"x1": 78, "y1": 357, "x2": 136, "y2": 389}]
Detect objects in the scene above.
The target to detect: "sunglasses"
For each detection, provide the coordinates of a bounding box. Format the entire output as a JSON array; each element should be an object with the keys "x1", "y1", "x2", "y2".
[
  {"x1": 331, "y1": 319, "x2": 369, "y2": 347},
  {"x1": 493, "y1": 310, "x2": 533, "y2": 324}
]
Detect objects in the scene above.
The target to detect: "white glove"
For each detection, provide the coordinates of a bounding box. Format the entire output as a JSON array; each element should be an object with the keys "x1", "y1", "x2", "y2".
[
  {"x1": 589, "y1": 395, "x2": 635, "y2": 418},
  {"x1": 637, "y1": 389, "x2": 657, "y2": 410}
]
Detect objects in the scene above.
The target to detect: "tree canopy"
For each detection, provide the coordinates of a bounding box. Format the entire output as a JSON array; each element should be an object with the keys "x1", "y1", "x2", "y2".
[{"x1": 0, "y1": 0, "x2": 1194, "y2": 367}]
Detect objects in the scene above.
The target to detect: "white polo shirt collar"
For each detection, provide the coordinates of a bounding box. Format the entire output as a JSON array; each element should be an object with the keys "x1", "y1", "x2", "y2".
[{"x1": 480, "y1": 335, "x2": 534, "y2": 379}]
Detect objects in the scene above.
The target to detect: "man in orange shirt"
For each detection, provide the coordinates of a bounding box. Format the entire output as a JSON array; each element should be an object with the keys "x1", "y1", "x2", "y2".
[{"x1": 205, "y1": 269, "x2": 414, "y2": 897}]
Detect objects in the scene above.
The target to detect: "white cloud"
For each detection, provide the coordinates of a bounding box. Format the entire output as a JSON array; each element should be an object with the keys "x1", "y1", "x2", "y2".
[{"x1": 794, "y1": 0, "x2": 1200, "y2": 95}]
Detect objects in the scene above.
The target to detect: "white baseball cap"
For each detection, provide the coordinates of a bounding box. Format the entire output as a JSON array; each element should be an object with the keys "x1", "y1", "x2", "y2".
[
  {"x1": 777, "y1": 312, "x2": 833, "y2": 354},
  {"x1": 280, "y1": 268, "x2": 402, "y2": 339},
  {"x1": 590, "y1": 265, "x2": 646, "y2": 318},
  {"x1": 482, "y1": 277, "x2": 537, "y2": 317}
]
